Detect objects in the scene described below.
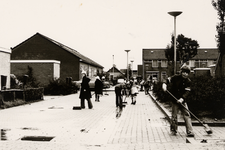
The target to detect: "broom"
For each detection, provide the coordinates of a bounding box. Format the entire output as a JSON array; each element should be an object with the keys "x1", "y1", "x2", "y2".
[{"x1": 166, "y1": 90, "x2": 213, "y2": 135}]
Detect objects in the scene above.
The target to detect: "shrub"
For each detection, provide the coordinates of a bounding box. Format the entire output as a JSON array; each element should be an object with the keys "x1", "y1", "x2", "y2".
[
  {"x1": 152, "y1": 81, "x2": 169, "y2": 102},
  {"x1": 187, "y1": 76, "x2": 225, "y2": 118},
  {"x1": 24, "y1": 88, "x2": 44, "y2": 102},
  {"x1": 44, "y1": 78, "x2": 78, "y2": 95},
  {"x1": 152, "y1": 76, "x2": 225, "y2": 118}
]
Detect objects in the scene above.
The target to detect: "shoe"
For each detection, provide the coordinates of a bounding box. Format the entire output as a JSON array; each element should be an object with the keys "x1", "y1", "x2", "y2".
[{"x1": 187, "y1": 131, "x2": 194, "y2": 137}]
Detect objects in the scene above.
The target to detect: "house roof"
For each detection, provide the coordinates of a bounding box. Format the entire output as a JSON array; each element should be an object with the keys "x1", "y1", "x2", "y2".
[
  {"x1": 143, "y1": 48, "x2": 219, "y2": 60},
  {"x1": 143, "y1": 49, "x2": 166, "y2": 60},
  {"x1": 12, "y1": 33, "x2": 103, "y2": 68},
  {"x1": 107, "y1": 66, "x2": 125, "y2": 75},
  {"x1": 0, "y1": 47, "x2": 11, "y2": 54},
  {"x1": 191, "y1": 48, "x2": 218, "y2": 60}
]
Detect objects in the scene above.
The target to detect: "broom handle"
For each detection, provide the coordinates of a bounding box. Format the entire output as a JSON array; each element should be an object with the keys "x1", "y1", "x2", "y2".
[{"x1": 166, "y1": 90, "x2": 205, "y2": 126}]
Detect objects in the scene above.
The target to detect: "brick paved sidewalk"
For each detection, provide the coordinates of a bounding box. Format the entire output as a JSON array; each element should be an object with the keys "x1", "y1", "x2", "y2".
[{"x1": 0, "y1": 90, "x2": 225, "y2": 149}]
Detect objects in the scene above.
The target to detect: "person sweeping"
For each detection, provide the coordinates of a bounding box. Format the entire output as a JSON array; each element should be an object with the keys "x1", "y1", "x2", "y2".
[{"x1": 162, "y1": 66, "x2": 194, "y2": 137}]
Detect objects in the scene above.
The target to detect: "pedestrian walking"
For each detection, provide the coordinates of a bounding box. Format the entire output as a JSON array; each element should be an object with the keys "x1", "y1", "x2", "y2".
[
  {"x1": 79, "y1": 71, "x2": 93, "y2": 109},
  {"x1": 130, "y1": 79, "x2": 139, "y2": 105},
  {"x1": 94, "y1": 76, "x2": 103, "y2": 102},
  {"x1": 162, "y1": 66, "x2": 194, "y2": 137}
]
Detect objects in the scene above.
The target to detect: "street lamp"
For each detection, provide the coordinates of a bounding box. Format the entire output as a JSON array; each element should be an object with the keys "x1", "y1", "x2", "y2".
[
  {"x1": 131, "y1": 60, "x2": 134, "y2": 78},
  {"x1": 168, "y1": 11, "x2": 182, "y2": 74},
  {"x1": 125, "y1": 50, "x2": 130, "y2": 81}
]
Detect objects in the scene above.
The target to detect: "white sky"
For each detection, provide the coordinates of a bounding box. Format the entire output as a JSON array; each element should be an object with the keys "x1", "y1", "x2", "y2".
[{"x1": 0, "y1": 0, "x2": 219, "y2": 71}]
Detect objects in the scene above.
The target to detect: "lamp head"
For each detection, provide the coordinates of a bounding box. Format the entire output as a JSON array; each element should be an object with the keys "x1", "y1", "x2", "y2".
[{"x1": 168, "y1": 11, "x2": 182, "y2": 17}]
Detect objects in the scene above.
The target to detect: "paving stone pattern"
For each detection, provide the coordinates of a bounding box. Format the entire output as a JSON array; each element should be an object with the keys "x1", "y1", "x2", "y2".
[{"x1": 0, "y1": 89, "x2": 225, "y2": 150}]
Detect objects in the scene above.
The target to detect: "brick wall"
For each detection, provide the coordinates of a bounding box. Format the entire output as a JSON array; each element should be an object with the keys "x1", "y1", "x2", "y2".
[{"x1": 11, "y1": 60, "x2": 60, "y2": 87}]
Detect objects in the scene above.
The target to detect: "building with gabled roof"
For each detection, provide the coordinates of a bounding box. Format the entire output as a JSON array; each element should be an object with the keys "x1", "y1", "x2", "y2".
[
  {"x1": 11, "y1": 33, "x2": 103, "y2": 86},
  {"x1": 107, "y1": 66, "x2": 125, "y2": 81}
]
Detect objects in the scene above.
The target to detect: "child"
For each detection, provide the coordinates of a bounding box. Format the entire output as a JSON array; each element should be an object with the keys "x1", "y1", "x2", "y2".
[{"x1": 130, "y1": 80, "x2": 139, "y2": 105}]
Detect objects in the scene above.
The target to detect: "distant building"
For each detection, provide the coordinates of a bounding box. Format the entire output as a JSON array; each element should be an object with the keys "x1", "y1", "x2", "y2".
[
  {"x1": 107, "y1": 66, "x2": 125, "y2": 81},
  {"x1": 11, "y1": 33, "x2": 104, "y2": 86},
  {"x1": 142, "y1": 48, "x2": 218, "y2": 81}
]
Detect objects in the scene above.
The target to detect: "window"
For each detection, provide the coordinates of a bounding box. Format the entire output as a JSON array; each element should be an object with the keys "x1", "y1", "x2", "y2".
[
  {"x1": 161, "y1": 60, "x2": 167, "y2": 67},
  {"x1": 146, "y1": 71, "x2": 159, "y2": 81},
  {"x1": 145, "y1": 64, "x2": 149, "y2": 71},
  {"x1": 195, "y1": 60, "x2": 199, "y2": 68},
  {"x1": 152, "y1": 60, "x2": 158, "y2": 67},
  {"x1": 200, "y1": 60, "x2": 207, "y2": 68}
]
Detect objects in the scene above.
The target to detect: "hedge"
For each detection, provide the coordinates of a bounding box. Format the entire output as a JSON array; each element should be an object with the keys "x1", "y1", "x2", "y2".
[{"x1": 152, "y1": 76, "x2": 225, "y2": 119}]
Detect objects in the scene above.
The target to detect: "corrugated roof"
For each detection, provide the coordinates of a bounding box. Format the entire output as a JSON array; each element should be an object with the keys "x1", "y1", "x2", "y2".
[{"x1": 38, "y1": 33, "x2": 103, "y2": 68}]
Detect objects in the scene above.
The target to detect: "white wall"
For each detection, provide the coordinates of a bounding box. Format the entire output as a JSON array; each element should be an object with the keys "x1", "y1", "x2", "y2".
[
  {"x1": 0, "y1": 48, "x2": 11, "y2": 90},
  {"x1": 53, "y1": 62, "x2": 60, "y2": 79}
]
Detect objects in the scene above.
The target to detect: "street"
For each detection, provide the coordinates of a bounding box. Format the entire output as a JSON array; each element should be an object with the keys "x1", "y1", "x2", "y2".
[{"x1": 0, "y1": 89, "x2": 225, "y2": 150}]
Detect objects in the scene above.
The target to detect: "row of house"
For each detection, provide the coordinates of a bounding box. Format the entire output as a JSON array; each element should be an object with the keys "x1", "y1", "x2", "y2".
[
  {"x1": 107, "y1": 48, "x2": 219, "y2": 83},
  {"x1": 140, "y1": 48, "x2": 219, "y2": 81}
]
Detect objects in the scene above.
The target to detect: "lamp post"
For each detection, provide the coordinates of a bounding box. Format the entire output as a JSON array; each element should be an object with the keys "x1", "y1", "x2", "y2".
[
  {"x1": 125, "y1": 50, "x2": 130, "y2": 81},
  {"x1": 131, "y1": 60, "x2": 134, "y2": 78},
  {"x1": 168, "y1": 11, "x2": 182, "y2": 75}
]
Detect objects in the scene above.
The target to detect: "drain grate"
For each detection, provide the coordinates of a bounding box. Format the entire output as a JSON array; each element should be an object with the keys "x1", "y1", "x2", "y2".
[{"x1": 21, "y1": 136, "x2": 54, "y2": 141}]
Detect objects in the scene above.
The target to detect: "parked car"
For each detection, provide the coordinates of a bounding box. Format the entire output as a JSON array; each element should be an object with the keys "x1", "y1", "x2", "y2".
[{"x1": 73, "y1": 77, "x2": 110, "y2": 91}]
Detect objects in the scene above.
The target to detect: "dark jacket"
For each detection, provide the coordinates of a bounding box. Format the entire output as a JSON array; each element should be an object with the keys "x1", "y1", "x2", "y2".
[
  {"x1": 167, "y1": 74, "x2": 191, "y2": 103},
  {"x1": 79, "y1": 76, "x2": 92, "y2": 99},
  {"x1": 95, "y1": 79, "x2": 103, "y2": 94}
]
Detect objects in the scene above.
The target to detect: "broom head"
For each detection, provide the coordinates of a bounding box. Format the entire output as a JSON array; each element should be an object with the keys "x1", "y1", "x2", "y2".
[{"x1": 203, "y1": 124, "x2": 213, "y2": 134}]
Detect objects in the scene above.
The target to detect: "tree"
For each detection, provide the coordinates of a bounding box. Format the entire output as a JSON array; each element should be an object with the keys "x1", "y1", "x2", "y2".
[
  {"x1": 212, "y1": 0, "x2": 225, "y2": 52},
  {"x1": 25, "y1": 66, "x2": 40, "y2": 88},
  {"x1": 212, "y1": 0, "x2": 225, "y2": 77},
  {"x1": 165, "y1": 34, "x2": 199, "y2": 65}
]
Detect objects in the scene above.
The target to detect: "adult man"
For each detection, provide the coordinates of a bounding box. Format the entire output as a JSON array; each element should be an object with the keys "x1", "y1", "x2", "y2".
[
  {"x1": 79, "y1": 71, "x2": 93, "y2": 109},
  {"x1": 162, "y1": 66, "x2": 194, "y2": 137}
]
